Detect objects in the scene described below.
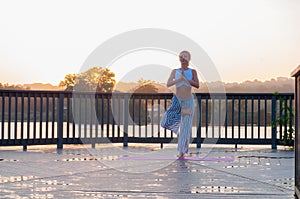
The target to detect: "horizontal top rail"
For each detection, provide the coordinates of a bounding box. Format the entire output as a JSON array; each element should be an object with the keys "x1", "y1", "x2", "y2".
[{"x1": 0, "y1": 89, "x2": 294, "y2": 99}]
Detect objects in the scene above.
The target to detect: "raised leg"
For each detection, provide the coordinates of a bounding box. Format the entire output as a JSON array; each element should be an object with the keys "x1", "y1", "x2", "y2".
[{"x1": 181, "y1": 108, "x2": 192, "y2": 115}]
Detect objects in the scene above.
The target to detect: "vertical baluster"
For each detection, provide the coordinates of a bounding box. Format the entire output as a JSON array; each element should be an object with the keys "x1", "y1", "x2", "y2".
[
  {"x1": 212, "y1": 97, "x2": 215, "y2": 138},
  {"x1": 27, "y1": 93, "x2": 31, "y2": 140},
  {"x1": 131, "y1": 95, "x2": 134, "y2": 137},
  {"x1": 52, "y1": 94, "x2": 55, "y2": 140},
  {"x1": 164, "y1": 96, "x2": 168, "y2": 138},
  {"x1": 197, "y1": 94, "x2": 202, "y2": 148},
  {"x1": 289, "y1": 96, "x2": 293, "y2": 140},
  {"x1": 245, "y1": 96, "x2": 248, "y2": 139},
  {"x1": 251, "y1": 96, "x2": 254, "y2": 139},
  {"x1": 279, "y1": 97, "x2": 283, "y2": 139},
  {"x1": 257, "y1": 96, "x2": 261, "y2": 139},
  {"x1": 72, "y1": 93, "x2": 76, "y2": 139},
  {"x1": 33, "y1": 93, "x2": 37, "y2": 139},
  {"x1": 106, "y1": 95, "x2": 110, "y2": 138},
  {"x1": 40, "y1": 93, "x2": 43, "y2": 140},
  {"x1": 91, "y1": 93, "x2": 96, "y2": 148},
  {"x1": 111, "y1": 95, "x2": 115, "y2": 138},
  {"x1": 8, "y1": 92, "x2": 11, "y2": 140},
  {"x1": 139, "y1": 95, "x2": 142, "y2": 137},
  {"x1": 231, "y1": 96, "x2": 234, "y2": 139},
  {"x1": 218, "y1": 96, "x2": 221, "y2": 138},
  {"x1": 90, "y1": 94, "x2": 94, "y2": 139},
  {"x1": 284, "y1": 96, "x2": 288, "y2": 140},
  {"x1": 95, "y1": 94, "x2": 99, "y2": 138},
  {"x1": 205, "y1": 96, "x2": 208, "y2": 138},
  {"x1": 118, "y1": 94, "x2": 121, "y2": 138},
  {"x1": 170, "y1": 96, "x2": 173, "y2": 139},
  {"x1": 84, "y1": 94, "x2": 87, "y2": 139},
  {"x1": 22, "y1": 93, "x2": 26, "y2": 150},
  {"x1": 158, "y1": 96, "x2": 161, "y2": 138},
  {"x1": 78, "y1": 94, "x2": 82, "y2": 138},
  {"x1": 101, "y1": 95, "x2": 104, "y2": 138},
  {"x1": 264, "y1": 97, "x2": 268, "y2": 138},
  {"x1": 46, "y1": 94, "x2": 49, "y2": 139},
  {"x1": 151, "y1": 96, "x2": 154, "y2": 138},
  {"x1": 224, "y1": 96, "x2": 228, "y2": 139},
  {"x1": 145, "y1": 96, "x2": 148, "y2": 138},
  {"x1": 14, "y1": 92, "x2": 18, "y2": 141},
  {"x1": 67, "y1": 93, "x2": 70, "y2": 139},
  {"x1": 123, "y1": 94, "x2": 129, "y2": 147},
  {"x1": 271, "y1": 94, "x2": 277, "y2": 149},
  {"x1": 1, "y1": 92, "x2": 4, "y2": 140},
  {"x1": 21, "y1": 93, "x2": 24, "y2": 140},
  {"x1": 238, "y1": 96, "x2": 241, "y2": 140}
]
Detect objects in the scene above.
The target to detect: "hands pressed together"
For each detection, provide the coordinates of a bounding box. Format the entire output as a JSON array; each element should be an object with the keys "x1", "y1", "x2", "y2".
[{"x1": 180, "y1": 74, "x2": 190, "y2": 84}]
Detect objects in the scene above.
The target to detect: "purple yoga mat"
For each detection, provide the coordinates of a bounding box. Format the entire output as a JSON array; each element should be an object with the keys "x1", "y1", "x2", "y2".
[{"x1": 117, "y1": 156, "x2": 235, "y2": 162}]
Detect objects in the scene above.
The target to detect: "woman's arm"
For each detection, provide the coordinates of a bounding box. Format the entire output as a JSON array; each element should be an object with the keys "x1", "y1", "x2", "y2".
[
  {"x1": 167, "y1": 69, "x2": 182, "y2": 87},
  {"x1": 187, "y1": 69, "x2": 199, "y2": 88}
]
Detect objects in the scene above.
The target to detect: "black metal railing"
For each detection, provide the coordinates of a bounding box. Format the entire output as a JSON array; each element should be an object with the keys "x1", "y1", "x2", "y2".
[{"x1": 0, "y1": 90, "x2": 294, "y2": 150}]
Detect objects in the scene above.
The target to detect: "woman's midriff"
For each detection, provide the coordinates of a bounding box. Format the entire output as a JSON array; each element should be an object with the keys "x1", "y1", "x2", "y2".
[{"x1": 176, "y1": 85, "x2": 192, "y2": 99}]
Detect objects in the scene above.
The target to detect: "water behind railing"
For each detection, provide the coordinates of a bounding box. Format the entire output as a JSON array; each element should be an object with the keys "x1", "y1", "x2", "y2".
[{"x1": 0, "y1": 122, "x2": 274, "y2": 140}]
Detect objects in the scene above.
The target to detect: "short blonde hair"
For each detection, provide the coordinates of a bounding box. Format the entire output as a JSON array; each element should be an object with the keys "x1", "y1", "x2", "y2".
[{"x1": 179, "y1": 50, "x2": 191, "y2": 61}]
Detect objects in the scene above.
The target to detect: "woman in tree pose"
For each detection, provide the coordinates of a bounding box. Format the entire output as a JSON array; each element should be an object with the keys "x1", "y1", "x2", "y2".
[{"x1": 164, "y1": 50, "x2": 199, "y2": 159}]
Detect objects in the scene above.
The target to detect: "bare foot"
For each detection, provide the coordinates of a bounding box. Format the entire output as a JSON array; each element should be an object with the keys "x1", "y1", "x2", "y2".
[
  {"x1": 181, "y1": 108, "x2": 192, "y2": 115},
  {"x1": 178, "y1": 152, "x2": 185, "y2": 159}
]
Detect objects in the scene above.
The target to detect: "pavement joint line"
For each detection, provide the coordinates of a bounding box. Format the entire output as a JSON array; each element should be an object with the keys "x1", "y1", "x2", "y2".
[
  {"x1": 188, "y1": 161, "x2": 293, "y2": 192},
  {"x1": 69, "y1": 189, "x2": 288, "y2": 196},
  {"x1": 0, "y1": 166, "x2": 115, "y2": 185},
  {"x1": 237, "y1": 155, "x2": 293, "y2": 159}
]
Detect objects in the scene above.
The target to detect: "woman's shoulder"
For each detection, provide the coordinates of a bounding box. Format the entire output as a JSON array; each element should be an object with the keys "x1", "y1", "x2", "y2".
[
  {"x1": 191, "y1": 69, "x2": 198, "y2": 78},
  {"x1": 172, "y1": 68, "x2": 182, "y2": 73},
  {"x1": 170, "y1": 69, "x2": 178, "y2": 76}
]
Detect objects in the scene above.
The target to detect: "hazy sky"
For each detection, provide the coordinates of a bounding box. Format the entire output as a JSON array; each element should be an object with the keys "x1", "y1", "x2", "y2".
[{"x1": 0, "y1": 0, "x2": 299, "y2": 85}]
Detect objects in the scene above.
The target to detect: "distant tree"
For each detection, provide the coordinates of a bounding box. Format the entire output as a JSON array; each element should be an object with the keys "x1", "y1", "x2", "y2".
[
  {"x1": 127, "y1": 78, "x2": 158, "y2": 125},
  {"x1": 59, "y1": 67, "x2": 116, "y2": 92},
  {"x1": 132, "y1": 78, "x2": 158, "y2": 93},
  {"x1": 59, "y1": 74, "x2": 78, "y2": 91}
]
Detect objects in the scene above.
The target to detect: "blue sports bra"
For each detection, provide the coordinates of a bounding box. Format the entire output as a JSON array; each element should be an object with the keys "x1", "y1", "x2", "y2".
[{"x1": 174, "y1": 68, "x2": 193, "y2": 88}]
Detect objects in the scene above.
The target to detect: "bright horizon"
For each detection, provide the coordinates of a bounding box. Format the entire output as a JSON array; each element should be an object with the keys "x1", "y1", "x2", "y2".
[{"x1": 0, "y1": 0, "x2": 299, "y2": 86}]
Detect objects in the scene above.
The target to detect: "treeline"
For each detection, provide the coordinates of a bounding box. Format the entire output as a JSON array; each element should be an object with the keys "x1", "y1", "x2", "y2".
[
  {"x1": 0, "y1": 83, "x2": 30, "y2": 90},
  {"x1": 114, "y1": 77, "x2": 294, "y2": 93},
  {"x1": 196, "y1": 77, "x2": 294, "y2": 93},
  {"x1": 0, "y1": 77, "x2": 294, "y2": 93}
]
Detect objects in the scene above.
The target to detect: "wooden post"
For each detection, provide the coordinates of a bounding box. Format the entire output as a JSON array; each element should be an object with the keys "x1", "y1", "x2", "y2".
[
  {"x1": 57, "y1": 93, "x2": 64, "y2": 150},
  {"x1": 292, "y1": 65, "x2": 300, "y2": 198},
  {"x1": 271, "y1": 95, "x2": 277, "y2": 150}
]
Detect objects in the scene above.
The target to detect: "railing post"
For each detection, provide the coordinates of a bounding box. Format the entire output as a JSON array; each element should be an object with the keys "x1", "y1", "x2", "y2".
[
  {"x1": 123, "y1": 94, "x2": 128, "y2": 148},
  {"x1": 271, "y1": 95, "x2": 277, "y2": 150},
  {"x1": 23, "y1": 144, "x2": 27, "y2": 151},
  {"x1": 57, "y1": 93, "x2": 64, "y2": 150}
]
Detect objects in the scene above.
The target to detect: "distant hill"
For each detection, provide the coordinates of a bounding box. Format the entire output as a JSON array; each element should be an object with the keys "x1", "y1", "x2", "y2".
[
  {"x1": 209, "y1": 77, "x2": 294, "y2": 93},
  {"x1": 23, "y1": 83, "x2": 63, "y2": 91},
  {"x1": 114, "y1": 77, "x2": 294, "y2": 93},
  {"x1": 114, "y1": 82, "x2": 173, "y2": 93}
]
